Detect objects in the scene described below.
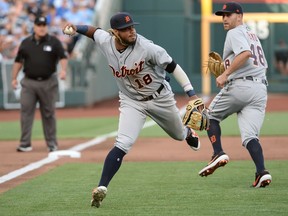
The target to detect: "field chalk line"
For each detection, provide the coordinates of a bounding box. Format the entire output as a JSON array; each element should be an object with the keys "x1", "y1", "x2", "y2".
[
  {"x1": 0, "y1": 108, "x2": 185, "y2": 184},
  {"x1": 0, "y1": 97, "x2": 208, "y2": 185}
]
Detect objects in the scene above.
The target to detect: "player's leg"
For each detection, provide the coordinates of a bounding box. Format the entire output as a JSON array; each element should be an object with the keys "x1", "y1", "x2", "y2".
[
  {"x1": 147, "y1": 93, "x2": 200, "y2": 150},
  {"x1": 198, "y1": 118, "x2": 229, "y2": 177},
  {"x1": 92, "y1": 93, "x2": 147, "y2": 207},
  {"x1": 17, "y1": 78, "x2": 37, "y2": 152},
  {"x1": 237, "y1": 83, "x2": 271, "y2": 187},
  {"x1": 207, "y1": 119, "x2": 223, "y2": 154},
  {"x1": 199, "y1": 90, "x2": 236, "y2": 176},
  {"x1": 148, "y1": 93, "x2": 184, "y2": 140},
  {"x1": 91, "y1": 146, "x2": 126, "y2": 208},
  {"x1": 100, "y1": 100, "x2": 147, "y2": 180}
]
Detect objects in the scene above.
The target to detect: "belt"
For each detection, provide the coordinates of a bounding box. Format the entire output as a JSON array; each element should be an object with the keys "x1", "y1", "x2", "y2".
[
  {"x1": 140, "y1": 84, "x2": 165, "y2": 101},
  {"x1": 228, "y1": 76, "x2": 268, "y2": 86},
  {"x1": 26, "y1": 76, "x2": 50, "y2": 81}
]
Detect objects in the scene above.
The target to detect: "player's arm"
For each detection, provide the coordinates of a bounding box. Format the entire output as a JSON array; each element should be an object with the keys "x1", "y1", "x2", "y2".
[
  {"x1": 165, "y1": 60, "x2": 197, "y2": 99},
  {"x1": 216, "y1": 50, "x2": 251, "y2": 88},
  {"x1": 223, "y1": 50, "x2": 251, "y2": 77},
  {"x1": 75, "y1": 25, "x2": 99, "y2": 39}
]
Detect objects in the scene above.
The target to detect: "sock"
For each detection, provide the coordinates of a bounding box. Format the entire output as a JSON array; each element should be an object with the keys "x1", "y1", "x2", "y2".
[
  {"x1": 207, "y1": 119, "x2": 223, "y2": 154},
  {"x1": 98, "y1": 146, "x2": 126, "y2": 187},
  {"x1": 246, "y1": 139, "x2": 265, "y2": 173}
]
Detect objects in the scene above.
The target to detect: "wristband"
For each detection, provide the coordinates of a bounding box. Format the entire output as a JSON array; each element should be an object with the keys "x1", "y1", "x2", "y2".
[
  {"x1": 75, "y1": 25, "x2": 88, "y2": 34},
  {"x1": 186, "y1": 89, "x2": 196, "y2": 97}
]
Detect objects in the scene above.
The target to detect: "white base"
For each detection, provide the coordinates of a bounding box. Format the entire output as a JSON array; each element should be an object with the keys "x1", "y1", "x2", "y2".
[{"x1": 48, "y1": 150, "x2": 81, "y2": 159}]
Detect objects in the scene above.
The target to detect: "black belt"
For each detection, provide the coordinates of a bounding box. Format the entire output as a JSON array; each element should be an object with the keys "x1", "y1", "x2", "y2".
[
  {"x1": 229, "y1": 76, "x2": 268, "y2": 86},
  {"x1": 140, "y1": 84, "x2": 164, "y2": 101},
  {"x1": 26, "y1": 76, "x2": 50, "y2": 81}
]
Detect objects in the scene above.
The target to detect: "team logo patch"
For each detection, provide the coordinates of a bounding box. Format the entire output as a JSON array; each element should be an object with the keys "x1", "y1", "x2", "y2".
[
  {"x1": 125, "y1": 16, "x2": 131, "y2": 23},
  {"x1": 223, "y1": 4, "x2": 227, "y2": 10},
  {"x1": 43, "y1": 45, "x2": 52, "y2": 52},
  {"x1": 39, "y1": 17, "x2": 45, "y2": 22}
]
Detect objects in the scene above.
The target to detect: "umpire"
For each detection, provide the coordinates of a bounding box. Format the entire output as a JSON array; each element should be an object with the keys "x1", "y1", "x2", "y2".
[{"x1": 11, "y1": 16, "x2": 68, "y2": 152}]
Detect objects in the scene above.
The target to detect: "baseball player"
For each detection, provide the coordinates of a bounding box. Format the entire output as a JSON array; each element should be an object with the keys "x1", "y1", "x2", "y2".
[
  {"x1": 63, "y1": 12, "x2": 202, "y2": 207},
  {"x1": 199, "y1": 2, "x2": 272, "y2": 188}
]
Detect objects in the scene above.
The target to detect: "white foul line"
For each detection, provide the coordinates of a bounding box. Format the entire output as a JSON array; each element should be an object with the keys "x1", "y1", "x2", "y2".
[
  {"x1": 0, "y1": 117, "x2": 166, "y2": 184},
  {"x1": 0, "y1": 101, "x2": 198, "y2": 184}
]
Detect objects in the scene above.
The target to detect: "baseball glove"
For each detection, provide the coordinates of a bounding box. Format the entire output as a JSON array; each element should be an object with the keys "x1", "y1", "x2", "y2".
[
  {"x1": 208, "y1": 51, "x2": 225, "y2": 78},
  {"x1": 182, "y1": 98, "x2": 209, "y2": 131}
]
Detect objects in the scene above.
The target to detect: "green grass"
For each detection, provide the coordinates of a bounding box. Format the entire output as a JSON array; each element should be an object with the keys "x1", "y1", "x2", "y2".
[
  {"x1": 0, "y1": 111, "x2": 287, "y2": 215},
  {"x1": 0, "y1": 161, "x2": 287, "y2": 216},
  {"x1": 0, "y1": 112, "x2": 287, "y2": 140},
  {"x1": 0, "y1": 117, "x2": 118, "y2": 140}
]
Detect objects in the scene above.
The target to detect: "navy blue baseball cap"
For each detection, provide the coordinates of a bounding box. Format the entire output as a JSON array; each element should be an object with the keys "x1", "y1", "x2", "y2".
[
  {"x1": 110, "y1": 12, "x2": 139, "y2": 30},
  {"x1": 215, "y1": 2, "x2": 243, "y2": 16}
]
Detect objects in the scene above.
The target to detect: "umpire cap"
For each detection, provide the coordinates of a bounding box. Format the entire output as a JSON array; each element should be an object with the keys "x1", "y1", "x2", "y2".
[
  {"x1": 110, "y1": 12, "x2": 139, "y2": 30},
  {"x1": 215, "y1": 2, "x2": 243, "y2": 16},
  {"x1": 34, "y1": 16, "x2": 47, "y2": 25}
]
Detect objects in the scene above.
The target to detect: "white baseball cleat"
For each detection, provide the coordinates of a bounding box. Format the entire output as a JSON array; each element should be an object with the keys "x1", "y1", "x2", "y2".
[
  {"x1": 91, "y1": 186, "x2": 107, "y2": 208},
  {"x1": 252, "y1": 170, "x2": 272, "y2": 188},
  {"x1": 199, "y1": 152, "x2": 229, "y2": 177}
]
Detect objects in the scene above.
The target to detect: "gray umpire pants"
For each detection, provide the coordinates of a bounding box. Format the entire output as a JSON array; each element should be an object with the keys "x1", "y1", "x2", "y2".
[{"x1": 20, "y1": 75, "x2": 58, "y2": 148}]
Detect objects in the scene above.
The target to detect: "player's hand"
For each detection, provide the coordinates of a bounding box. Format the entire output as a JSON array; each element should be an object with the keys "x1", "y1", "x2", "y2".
[
  {"x1": 62, "y1": 24, "x2": 76, "y2": 36},
  {"x1": 216, "y1": 73, "x2": 228, "y2": 88},
  {"x1": 189, "y1": 95, "x2": 198, "y2": 101},
  {"x1": 188, "y1": 95, "x2": 207, "y2": 112}
]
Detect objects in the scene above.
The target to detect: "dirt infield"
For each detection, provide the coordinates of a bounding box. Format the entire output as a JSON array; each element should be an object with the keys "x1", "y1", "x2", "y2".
[{"x1": 0, "y1": 94, "x2": 288, "y2": 194}]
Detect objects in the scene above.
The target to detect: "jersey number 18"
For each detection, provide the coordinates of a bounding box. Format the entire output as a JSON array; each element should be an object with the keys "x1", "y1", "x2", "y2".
[{"x1": 250, "y1": 44, "x2": 266, "y2": 67}]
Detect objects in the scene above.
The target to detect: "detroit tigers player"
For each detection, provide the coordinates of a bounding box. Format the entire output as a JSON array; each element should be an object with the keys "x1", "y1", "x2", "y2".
[
  {"x1": 198, "y1": 2, "x2": 272, "y2": 188},
  {"x1": 63, "y1": 12, "x2": 202, "y2": 207}
]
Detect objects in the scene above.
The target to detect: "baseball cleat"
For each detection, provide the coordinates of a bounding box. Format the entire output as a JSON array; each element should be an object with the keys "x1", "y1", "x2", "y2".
[
  {"x1": 48, "y1": 145, "x2": 58, "y2": 152},
  {"x1": 198, "y1": 151, "x2": 229, "y2": 177},
  {"x1": 17, "y1": 145, "x2": 32, "y2": 152},
  {"x1": 91, "y1": 186, "x2": 107, "y2": 208},
  {"x1": 252, "y1": 170, "x2": 272, "y2": 188},
  {"x1": 185, "y1": 128, "x2": 200, "y2": 151}
]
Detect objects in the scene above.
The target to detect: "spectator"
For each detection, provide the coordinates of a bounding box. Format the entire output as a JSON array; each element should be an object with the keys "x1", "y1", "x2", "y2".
[
  {"x1": 75, "y1": 0, "x2": 94, "y2": 25},
  {"x1": 0, "y1": 0, "x2": 10, "y2": 16},
  {"x1": 0, "y1": 0, "x2": 97, "y2": 59},
  {"x1": 274, "y1": 39, "x2": 288, "y2": 76}
]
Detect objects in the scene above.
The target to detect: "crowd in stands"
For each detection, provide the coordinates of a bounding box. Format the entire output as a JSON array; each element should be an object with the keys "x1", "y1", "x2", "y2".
[{"x1": 0, "y1": 0, "x2": 97, "y2": 61}]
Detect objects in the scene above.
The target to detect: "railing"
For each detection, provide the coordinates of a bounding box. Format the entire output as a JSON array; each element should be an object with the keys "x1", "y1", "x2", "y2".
[{"x1": 0, "y1": 59, "x2": 66, "y2": 109}]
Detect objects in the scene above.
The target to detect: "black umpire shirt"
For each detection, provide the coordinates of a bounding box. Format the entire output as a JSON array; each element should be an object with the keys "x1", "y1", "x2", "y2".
[{"x1": 15, "y1": 34, "x2": 67, "y2": 80}]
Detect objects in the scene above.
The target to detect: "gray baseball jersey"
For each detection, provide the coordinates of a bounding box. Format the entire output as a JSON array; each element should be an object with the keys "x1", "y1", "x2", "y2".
[
  {"x1": 94, "y1": 30, "x2": 171, "y2": 100},
  {"x1": 209, "y1": 24, "x2": 268, "y2": 147},
  {"x1": 223, "y1": 24, "x2": 268, "y2": 80},
  {"x1": 93, "y1": 29, "x2": 186, "y2": 152}
]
